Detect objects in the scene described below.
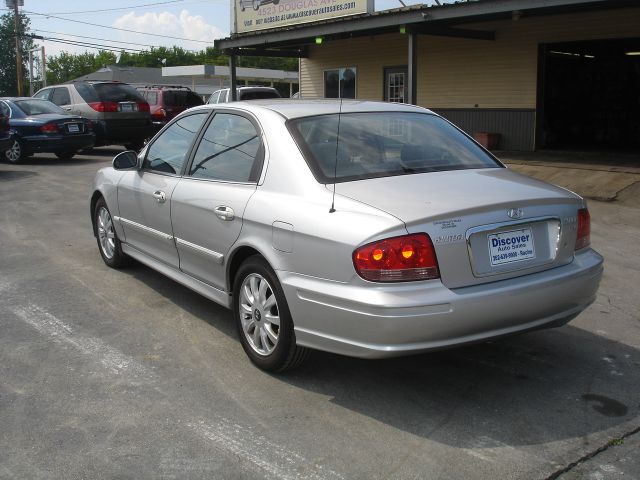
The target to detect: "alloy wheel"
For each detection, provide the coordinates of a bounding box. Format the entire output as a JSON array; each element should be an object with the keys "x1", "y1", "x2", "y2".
[
  {"x1": 97, "y1": 206, "x2": 116, "y2": 259},
  {"x1": 239, "y1": 273, "x2": 280, "y2": 356}
]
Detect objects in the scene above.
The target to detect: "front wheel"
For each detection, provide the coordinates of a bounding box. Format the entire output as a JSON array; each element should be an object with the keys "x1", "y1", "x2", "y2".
[
  {"x1": 5, "y1": 138, "x2": 25, "y2": 164},
  {"x1": 94, "y1": 197, "x2": 128, "y2": 268},
  {"x1": 233, "y1": 256, "x2": 309, "y2": 371}
]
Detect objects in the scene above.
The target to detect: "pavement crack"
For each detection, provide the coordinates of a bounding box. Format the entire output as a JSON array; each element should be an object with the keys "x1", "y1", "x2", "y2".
[{"x1": 543, "y1": 426, "x2": 640, "y2": 480}]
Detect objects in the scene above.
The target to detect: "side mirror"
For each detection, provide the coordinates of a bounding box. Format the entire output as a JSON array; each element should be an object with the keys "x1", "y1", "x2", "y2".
[{"x1": 113, "y1": 151, "x2": 139, "y2": 170}]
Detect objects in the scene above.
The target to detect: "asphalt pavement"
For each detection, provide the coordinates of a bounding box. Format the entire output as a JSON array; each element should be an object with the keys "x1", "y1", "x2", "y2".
[{"x1": 0, "y1": 149, "x2": 639, "y2": 479}]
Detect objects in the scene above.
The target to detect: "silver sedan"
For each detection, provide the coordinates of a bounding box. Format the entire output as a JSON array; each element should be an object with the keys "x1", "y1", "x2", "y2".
[{"x1": 90, "y1": 100, "x2": 603, "y2": 371}]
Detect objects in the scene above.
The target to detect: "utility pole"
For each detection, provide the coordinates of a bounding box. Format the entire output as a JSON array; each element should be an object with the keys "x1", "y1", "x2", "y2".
[{"x1": 7, "y1": 0, "x2": 24, "y2": 96}]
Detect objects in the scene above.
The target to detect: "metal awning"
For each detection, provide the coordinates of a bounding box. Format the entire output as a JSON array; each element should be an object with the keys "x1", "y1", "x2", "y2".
[{"x1": 216, "y1": 0, "x2": 633, "y2": 55}]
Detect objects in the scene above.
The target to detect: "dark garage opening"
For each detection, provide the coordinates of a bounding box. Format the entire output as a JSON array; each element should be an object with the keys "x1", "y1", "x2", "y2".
[{"x1": 538, "y1": 38, "x2": 640, "y2": 151}]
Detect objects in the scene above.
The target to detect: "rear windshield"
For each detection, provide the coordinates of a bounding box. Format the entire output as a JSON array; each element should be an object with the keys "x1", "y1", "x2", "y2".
[
  {"x1": 239, "y1": 90, "x2": 281, "y2": 100},
  {"x1": 75, "y1": 82, "x2": 145, "y2": 103},
  {"x1": 288, "y1": 112, "x2": 501, "y2": 183},
  {"x1": 164, "y1": 91, "x2": 204, "y2": 107},
  {"x1": 14, "y1": 99, "x2": 66, "y2": 116}
]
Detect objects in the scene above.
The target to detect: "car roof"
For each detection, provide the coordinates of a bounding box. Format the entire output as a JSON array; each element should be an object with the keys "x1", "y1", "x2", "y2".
[{"x1": 203, "y1": 99, "x2": 432, "y2": 120}]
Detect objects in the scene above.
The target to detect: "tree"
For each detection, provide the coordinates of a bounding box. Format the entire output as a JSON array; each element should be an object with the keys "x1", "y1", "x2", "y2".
[
  {"x1": 46, "y1": 50, "x2": 117, "y2": 85},
  {"x1": 0, "y1": 12, "x2": 35, "y2": 96}
]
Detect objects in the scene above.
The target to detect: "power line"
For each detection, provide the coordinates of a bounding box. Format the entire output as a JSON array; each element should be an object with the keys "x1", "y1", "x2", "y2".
[
  {"x1": 40, "y1": 0, "x2": 186, "y2": 16},
  {"x1": 33, "y1": 29, "x2": 181, "y2": 50},
  {"x1": 23, "y1": 9, "x2": 215, "y2": 44},
  {"x1": 25, "y1": 34, "x2": 148, "y2": 53}
]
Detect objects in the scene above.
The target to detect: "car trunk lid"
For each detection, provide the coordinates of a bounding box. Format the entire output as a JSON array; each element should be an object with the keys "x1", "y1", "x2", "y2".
[{"x1": 335, "y1": 168, "x2": 583, "y2": 288}]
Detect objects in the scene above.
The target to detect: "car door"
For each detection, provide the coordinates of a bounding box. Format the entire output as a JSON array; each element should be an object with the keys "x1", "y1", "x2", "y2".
[
  {"x1": 116, "y1": 112, "x2": 210, "y2": 268},
  {"x1": 170, "y1": 111, "x2": 264, "y2": 290}
]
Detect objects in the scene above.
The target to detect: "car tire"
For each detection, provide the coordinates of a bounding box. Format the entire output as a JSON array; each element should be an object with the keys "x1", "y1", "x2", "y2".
[
  {"x1": 94, "y1": 197, "x2": 128, "y2": 269},
  {"x1": 5, "y1": 138, "x2": 25, "y2": 164},
  {"x1": 124, "y1": 142, "x2": 144, "y2": 152},
  {"x1": 233, "y1": 256, "x2": 309, "y2": 372},
  {"x1": 55, "y1": 150, "x2": 76, "y2": 160}
]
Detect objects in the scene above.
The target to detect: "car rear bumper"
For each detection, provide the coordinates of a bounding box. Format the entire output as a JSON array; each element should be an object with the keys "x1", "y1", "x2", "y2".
[
  {"x1": 281, "y1": 248, "x2": 603, "y2": 358},
  {"x1": 23, "y1": 134, "x2": 95, "y2": 153},
  {"x1": 94, "y1": 119, "x2": 152, "y2": 144}
]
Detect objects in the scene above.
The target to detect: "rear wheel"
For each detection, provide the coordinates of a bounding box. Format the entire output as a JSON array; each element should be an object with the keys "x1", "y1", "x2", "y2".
[
  {"x1": 94, "y1": 197, "x2": 128, "y2": 268},
  {"x1": 5, "y1": 138, "x2": 24, "y2": 164},
  {"x1": 55, "y1": 150, "x2": 76, "y2": 160},
  {"x1": 233, "y1": 256, "x2": 309, "y2": 371}
]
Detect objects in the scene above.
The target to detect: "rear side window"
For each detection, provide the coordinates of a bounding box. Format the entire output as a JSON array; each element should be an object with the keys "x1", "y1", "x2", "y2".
[
  {"x1": 93, "y1": 83, "x2": 145, "y2": 102},
  {"x1": 189, "y1": 113, "x2": 263, "y2": 183},
  {"x1": 14, "y1": 99, "x2": 66, "y2": 115},
  {"x1": 74, "y1": 83, "x2": 99, "y2": 103},
  {"x1": 143, "y1": 113, "x2": 209, "y2": 174},
  {"x1": 288, "y1": 112, "x2": 501, "y2": 183},
  {"x1": 145, "y1": 91, "x2": 158, "y2": 105}
]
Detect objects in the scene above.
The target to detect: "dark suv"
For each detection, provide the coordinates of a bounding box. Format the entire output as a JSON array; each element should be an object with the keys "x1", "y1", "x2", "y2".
[
  {"x1": 34, "y1": 81, "x2": 152, "y2": 150},
  {"x1": 137, "y1": 85, "x2": 203, "y2": 134}
]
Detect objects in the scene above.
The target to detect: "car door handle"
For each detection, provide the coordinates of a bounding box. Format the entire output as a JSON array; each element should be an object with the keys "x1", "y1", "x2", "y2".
[
  {"x1": 153, "y1": 190, "x2": 166, "y2": 203},
  {"x1": 62, "y1": 106, "x2": 72, "y2": 111},
  {"x1": 214, "y1": 206, "x2": 234, "y2": 221}
]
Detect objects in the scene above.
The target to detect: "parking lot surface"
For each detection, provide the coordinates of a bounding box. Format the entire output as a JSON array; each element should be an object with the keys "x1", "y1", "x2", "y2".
[{"x1": 1, "y1": 150, "x2": 639, "y2": 479}]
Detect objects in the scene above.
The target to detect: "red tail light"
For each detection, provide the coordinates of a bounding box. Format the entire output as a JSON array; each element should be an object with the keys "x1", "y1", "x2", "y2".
[
  {"x1": 40, "y1": 123, "x2": 59, "y2": 133},
  {"x1": 575, "y1": 208, "x2": 591, "y2": 250},
  {"x1": 137, "y1": 102, "x2": 150, "y2": 112},
  {"x1": 151, "y1": 108, "x2": 167, "y2": 120},
  {"x1": 353, "y1": 233, "x2": 440, "y2": 282},
  {"x1": 88, "y1": 101, "x2": 118, "y2": 113}
]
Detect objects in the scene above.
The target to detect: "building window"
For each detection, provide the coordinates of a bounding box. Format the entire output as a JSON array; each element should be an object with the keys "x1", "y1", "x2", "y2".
[
  {"x1": 384, "y1": 67, "x2": 408, "y2": 103},
  {"x1": 324, "y1": 67, "x2": 357, "y2": 99}
]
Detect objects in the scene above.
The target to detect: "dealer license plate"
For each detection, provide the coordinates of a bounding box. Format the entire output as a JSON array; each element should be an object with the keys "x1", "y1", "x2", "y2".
[
  {"x1": 488, "y1": 228, "x2": 535, "y2": 266},
  {"x1": 67, "y1": 123, "x2": 80, "y2": 133},
  {"x1": 119, "y1": 103, "x2": 137, "y2": 112}
]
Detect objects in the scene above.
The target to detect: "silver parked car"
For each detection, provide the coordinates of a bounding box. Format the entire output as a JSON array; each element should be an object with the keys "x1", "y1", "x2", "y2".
[{"x1": 90, "y1": 100, "x2": 603, "y2": 372}]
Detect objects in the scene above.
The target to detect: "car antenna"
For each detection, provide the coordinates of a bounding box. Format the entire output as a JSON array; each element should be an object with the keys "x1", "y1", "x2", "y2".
[{"x1": 329, "y1": 98, "x2": 343, "y2": 213}]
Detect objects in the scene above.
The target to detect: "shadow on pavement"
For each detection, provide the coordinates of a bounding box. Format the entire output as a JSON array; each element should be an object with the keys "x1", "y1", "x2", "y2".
[{"x1": 121, "y1": 259, "x2": 639, "y2": 450}]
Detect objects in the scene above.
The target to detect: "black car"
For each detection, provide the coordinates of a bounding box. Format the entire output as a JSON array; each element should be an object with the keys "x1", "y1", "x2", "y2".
[
  {"x1": 0, "y1": 98, "x2": 95, "y2": 163},
  {"x1": 0, "y1": 109, "x2": 11, "y2": 155}
]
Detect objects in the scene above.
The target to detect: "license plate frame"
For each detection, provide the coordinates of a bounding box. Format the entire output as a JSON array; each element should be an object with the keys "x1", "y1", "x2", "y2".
[
  {"x1": 67, "y1": 123, "x2": 80, "y2": 133},
  {"x1": 488, "y1": 227, "x2": 536, "y2": 266},
  {"x1": 118, "y1": 103, "x2": 137, "y2": 112}
]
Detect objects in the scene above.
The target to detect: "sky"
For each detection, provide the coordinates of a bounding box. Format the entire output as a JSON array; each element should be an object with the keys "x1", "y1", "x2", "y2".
[{"x1": 0, "y1": 0, "x2": 441, "y2": 58}]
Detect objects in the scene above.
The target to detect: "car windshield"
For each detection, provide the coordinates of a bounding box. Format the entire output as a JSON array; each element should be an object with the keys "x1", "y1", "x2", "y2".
[
  {"x1": 14, "y1": 99, "x2": 66, "y2": 116},
  {"x1": 164, "y1": 91, "x2": 203, "y2": 107},
  {"x1": 288, "y1": 112, "x2": 502, "y2": 183}
]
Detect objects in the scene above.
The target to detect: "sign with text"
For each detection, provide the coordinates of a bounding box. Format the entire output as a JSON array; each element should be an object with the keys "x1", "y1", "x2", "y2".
[{"x1": 234, "y1": 0, "x2": 373, "y2": 34}]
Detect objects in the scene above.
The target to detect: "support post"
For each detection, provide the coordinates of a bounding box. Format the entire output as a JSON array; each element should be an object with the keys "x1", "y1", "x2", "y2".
[
  {"x1": 13, "y1": 0, "x2": 23, "y2": 96},
  {"x1": 28, "y1": 49, "x2": 33, "y2": 96},
  {"x1": 41, "y1": 46, "x2": 47, "y2": 87},
  {"x1": 229, "y1": 52, "x2": 237, "y2": 101},
  {"x1": 407, "y1": 32, "x2": 418, "y2": 105}
]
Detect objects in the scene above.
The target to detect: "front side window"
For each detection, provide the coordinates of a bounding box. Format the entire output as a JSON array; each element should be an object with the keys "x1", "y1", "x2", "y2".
[
  {"x1": 33, "y1": 88, "x2": 52, "y2": 101},
  {"x1": 189, "y1": 113, "x2": 262, "y2": 183},
  {"x1": 324, "y1": 67, "x2": 357, "y2": 99},
  {"x1": 143, "y1": 113, "x2": 208, "y2": 174},
  {"x1": 288, "y1": 112, "x2": 501, "y2": 183}
]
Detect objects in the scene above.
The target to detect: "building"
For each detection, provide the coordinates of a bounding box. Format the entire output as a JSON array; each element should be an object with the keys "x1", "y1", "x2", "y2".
[{"x1": 217, "y1": 0, "x2": 640, "y2": 152}]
